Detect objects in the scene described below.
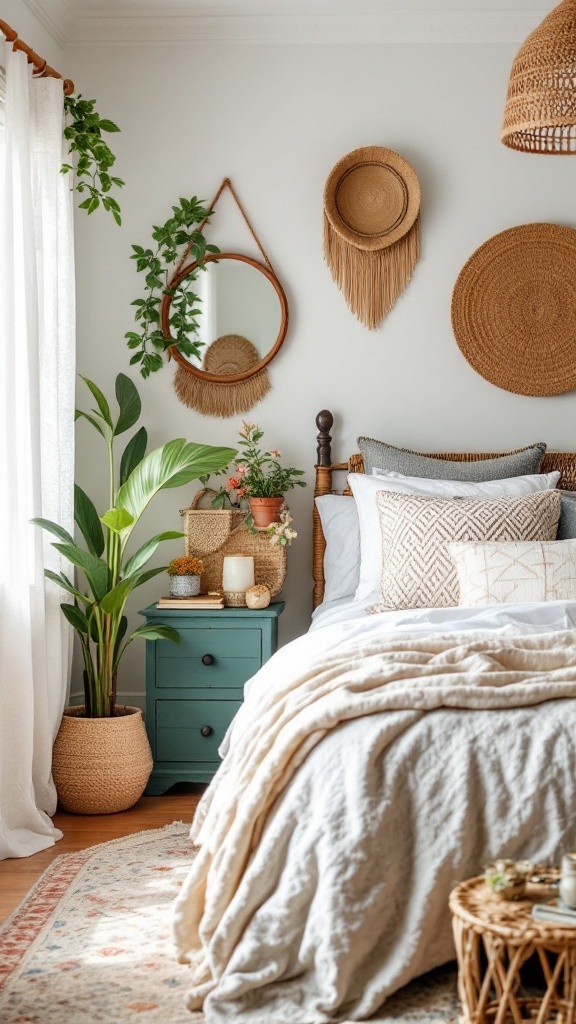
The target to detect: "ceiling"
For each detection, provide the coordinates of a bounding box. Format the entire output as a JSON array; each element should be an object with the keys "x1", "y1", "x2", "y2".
[{"x1": 26, "y1": 0, "x2": 555, "y2": 46}]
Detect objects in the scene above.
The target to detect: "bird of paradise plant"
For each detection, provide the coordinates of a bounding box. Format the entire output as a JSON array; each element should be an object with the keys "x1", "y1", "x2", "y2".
[{"x1": 32, "y1": 373, "x2": 236, "y2": 717}]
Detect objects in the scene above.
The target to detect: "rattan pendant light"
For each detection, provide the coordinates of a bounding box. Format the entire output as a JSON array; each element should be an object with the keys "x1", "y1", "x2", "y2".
[{"x1": 502, "y1": 0, "x2": 576, "y2": 154}]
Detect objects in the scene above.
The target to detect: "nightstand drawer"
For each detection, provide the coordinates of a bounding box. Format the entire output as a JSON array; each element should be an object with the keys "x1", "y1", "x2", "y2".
[
  {"x1": 158, "y1": 627, "x2": 261, "y2": 660},
  {"x1": 156, "y1": 627, "x2": 261, "y2": 689},
  {"x1": 142, "y1": 602, "x2": 284, "y2": 792},
  {"x1": 156, "y1": 699, "x2": 241, "y2": 762}
]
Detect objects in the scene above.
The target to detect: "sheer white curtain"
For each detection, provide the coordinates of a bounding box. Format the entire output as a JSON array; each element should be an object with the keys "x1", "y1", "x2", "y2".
[{"x1": 0, "y1": 44, "x2": 76, "y2": 859}]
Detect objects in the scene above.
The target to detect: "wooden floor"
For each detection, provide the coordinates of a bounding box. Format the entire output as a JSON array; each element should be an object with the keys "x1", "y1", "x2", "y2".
[{"x1": 0, "y1": 788, "x2": 204, "y2": 926}]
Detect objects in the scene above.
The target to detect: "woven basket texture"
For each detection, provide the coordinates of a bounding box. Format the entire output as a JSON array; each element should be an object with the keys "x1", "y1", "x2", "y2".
[
  {"x1": 203, "y1": 334, "x2": 259, "y2": 375},
  {"x1": 323, "y1": 146, "x2": 421, "y2": 329},
  {"x1": 52, "y1": 706, "x2": 153, "y2": 815},
  {"x1": 451, "y1": 223, "x2": 576, "y2": 397},
  {"x1": 502, "y1": 0, "x2": 576, "y2": 153},
  {"x1": 182, "y1": 507, "x2": 286, "y2": 596}
]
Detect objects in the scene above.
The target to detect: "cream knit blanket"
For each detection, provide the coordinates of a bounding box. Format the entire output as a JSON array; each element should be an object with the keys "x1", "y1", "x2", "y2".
[{"x1": 173, "y1": 628, "x2": 576, "y2": 1022}]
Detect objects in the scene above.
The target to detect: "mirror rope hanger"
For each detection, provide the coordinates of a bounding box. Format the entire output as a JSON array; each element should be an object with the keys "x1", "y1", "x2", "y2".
[{"x1": 167, "y1": 179, "x2": 275, "y2": 418}]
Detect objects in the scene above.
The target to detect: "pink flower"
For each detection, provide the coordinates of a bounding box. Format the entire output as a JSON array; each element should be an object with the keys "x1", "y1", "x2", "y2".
[
  {"x1": 236, "y1": 463, "x2": 249, "y2": 476},
  {"x1": 236, "y1": 486, "x2": 247, "y2": 498},
  {"x1": 270, "y1": 449, "x2": 281, "y2": 459},
  {"x1": 227, "y1": 476, "x2": 241, "y2": 490}
]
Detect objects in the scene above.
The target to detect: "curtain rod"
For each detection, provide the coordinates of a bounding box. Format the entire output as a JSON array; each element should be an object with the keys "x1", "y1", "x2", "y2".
[{"x1": 0, "y1": 19, "x2": 74, "y2": 95}]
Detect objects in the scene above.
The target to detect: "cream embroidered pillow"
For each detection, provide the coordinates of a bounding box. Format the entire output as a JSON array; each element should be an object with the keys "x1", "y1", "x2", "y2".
[
  {"x1": 449, "y1": 538, "x2": 576, "y2": 606},
  {"x1": 373, "y1": 490, "x2": 562, "y2": 611}
]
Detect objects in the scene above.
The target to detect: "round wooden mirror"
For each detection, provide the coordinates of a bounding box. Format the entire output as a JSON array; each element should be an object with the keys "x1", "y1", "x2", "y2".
[{"x1": 161, "y1": 254, "x2": 289, "y2": 384}]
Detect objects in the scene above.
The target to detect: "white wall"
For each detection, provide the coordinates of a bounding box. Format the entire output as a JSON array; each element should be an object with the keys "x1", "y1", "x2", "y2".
[
  {"x1": 63, "y1": 36, "x2": 576, "y2": 708},
  {"x1": 2, "y1": 0, "x2": 64, "y2": 66}
]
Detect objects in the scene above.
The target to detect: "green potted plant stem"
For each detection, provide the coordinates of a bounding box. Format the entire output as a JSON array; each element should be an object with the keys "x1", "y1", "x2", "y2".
[{"x1": 33, "y1": 373, "x2": 235, "y2": 813}]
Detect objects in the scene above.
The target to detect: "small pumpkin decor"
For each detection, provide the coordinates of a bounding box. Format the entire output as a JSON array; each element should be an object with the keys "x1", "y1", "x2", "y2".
[
  {"x1": 33, "y1": 374, "x2": 235, "y2": 814},
  {"x1": 167, "y1": 556, "x2": 203, "y2": 598}
]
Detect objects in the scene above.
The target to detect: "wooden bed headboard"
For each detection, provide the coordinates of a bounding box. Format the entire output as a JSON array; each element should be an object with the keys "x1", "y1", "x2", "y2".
[{"x1": 312, "y1": 410, "x2": 576, "y2": 609}]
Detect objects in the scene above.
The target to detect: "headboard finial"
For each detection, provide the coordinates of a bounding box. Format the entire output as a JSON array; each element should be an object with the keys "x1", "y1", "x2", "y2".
[{"x1": 316, "y1": 410, "x2": 333, "y2": 467}]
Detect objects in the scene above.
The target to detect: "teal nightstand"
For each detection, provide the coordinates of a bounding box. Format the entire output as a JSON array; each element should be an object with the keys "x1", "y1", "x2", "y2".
[{"x1": 140, "y1": 602, "x2": 284, "y2": 794}]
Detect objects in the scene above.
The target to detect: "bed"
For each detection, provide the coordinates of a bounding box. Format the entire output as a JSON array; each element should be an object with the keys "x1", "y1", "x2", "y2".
[{"x1": 173, "y1": 412, "x2": 576, "y2": 1024}]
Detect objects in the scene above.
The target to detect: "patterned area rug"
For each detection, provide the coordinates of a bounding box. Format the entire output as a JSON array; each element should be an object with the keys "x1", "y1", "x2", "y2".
[{"x1": 0, "y1": 822, "x2": 459, "y2": 1023}]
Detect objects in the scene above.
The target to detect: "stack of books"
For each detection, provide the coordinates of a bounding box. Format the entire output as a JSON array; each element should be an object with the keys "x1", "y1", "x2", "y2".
[
  {"x1": 157, "y1": 593, "x2": 225, "y2": 611},
  {"x1": 532, "y1": 901, "x2": 576, "y2": 926}
]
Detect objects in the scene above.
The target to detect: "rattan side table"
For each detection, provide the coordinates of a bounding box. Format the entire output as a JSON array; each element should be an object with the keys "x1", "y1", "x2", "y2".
[{"x1": 450, "y1": 874, "x2": 576, "y2": 1024}]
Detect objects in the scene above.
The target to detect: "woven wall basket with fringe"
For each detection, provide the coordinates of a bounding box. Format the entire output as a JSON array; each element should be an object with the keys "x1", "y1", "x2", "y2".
[
  {"x1": 323, "y1": 146, "x2": 421, "y2": 329},
  {"x1": 181, "y1": 499, "x2": 286, "y2": 596},
  {"x1": 451, "y1": 222, "x2": 576, "y2": 396},
  {"x1": 173, "y1": 334, "x2": 271, "y2": 418}
]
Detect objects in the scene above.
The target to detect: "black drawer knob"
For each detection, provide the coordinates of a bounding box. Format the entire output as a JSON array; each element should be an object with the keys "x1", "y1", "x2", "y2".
[
  {"x1": 201, "y1": 654, "x2": 214, "y2": 666},
  {"x1": 200, "y1": 725, "x2": 213, "y2": 737}
]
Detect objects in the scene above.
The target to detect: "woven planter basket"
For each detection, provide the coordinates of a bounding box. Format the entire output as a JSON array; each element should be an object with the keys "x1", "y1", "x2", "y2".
[
  {"x1": 181, "y1": 496, "x2": 286, "y2": 597},
  {"x1": 52, "y1": 706, "x2": 153, "y2": 815}
]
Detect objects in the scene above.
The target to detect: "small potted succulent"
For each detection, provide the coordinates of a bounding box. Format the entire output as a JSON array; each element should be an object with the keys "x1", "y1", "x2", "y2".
[{"x1": 167, "y1": 555, "x2": 204, "y2": 598}]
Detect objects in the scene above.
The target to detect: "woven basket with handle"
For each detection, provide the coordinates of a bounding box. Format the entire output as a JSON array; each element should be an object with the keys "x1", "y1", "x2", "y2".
[{"x1": 181, "y1": 490, "x2": 286, "y2": 597}]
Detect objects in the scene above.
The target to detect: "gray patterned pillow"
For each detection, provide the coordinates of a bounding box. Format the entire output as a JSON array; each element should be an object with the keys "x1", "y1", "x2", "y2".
[
  {"x1": 358, "y1": 437, "x2": 546, "y2": 482},
  {"x1": 372, "y1": 490, "x2": 561, "y2": 611},
  {"x1": 558, "y1": 494, "x2": 576, "y2": 539}
]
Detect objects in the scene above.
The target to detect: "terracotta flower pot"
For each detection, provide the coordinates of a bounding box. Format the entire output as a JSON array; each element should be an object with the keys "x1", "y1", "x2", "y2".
[
  {"x1": 249, "y1": 496, "x2": 283, "y2": 528},
  {"x1": 52, "y1": 705, "x2": 153, "y2": 814}
]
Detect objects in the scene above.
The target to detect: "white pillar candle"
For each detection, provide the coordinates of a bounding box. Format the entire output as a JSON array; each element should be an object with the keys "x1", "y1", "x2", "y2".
[{"x1": 222, "y1": 555, "x2": 255, "y2": 593}]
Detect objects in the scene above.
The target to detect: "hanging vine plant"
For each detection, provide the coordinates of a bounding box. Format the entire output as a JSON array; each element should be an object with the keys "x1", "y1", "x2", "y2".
[
  {"x1": 61, "y1": 94, "x2": 124, "y2": 224},
  {"x1": 125, "y1": 196, "x2": 220, "y2": 379}
]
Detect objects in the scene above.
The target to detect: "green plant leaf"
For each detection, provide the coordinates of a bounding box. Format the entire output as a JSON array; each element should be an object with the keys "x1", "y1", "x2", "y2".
[
  {"x1": 165, "y1": 445, "x2": 237, "y2": 489},
  {"x1": 61, "y1": 602, "x2": 90, "y2": 634},
  {"x1": 123, "y1": 531, "x2": 184, "y2": 577},
  {"x1": 99, "y1": 565, "x2": 166, "y2": 614},
  {"x1": 100, "y1": 507, "x2": 134, "y2": 534},
  {"x1": 74, "y1": 409, "x2": 106, "y2": 438},
  {"x1": 114, "y1": 373, "x2": 141, "y2": 436},
  {"x1": 80, "y1": 377, "x2": 113, "y2": 428},
  {"x1": 31, "y1": 517, "x2": 75, "y2": 546},
  {"x1": 44, "y1": 569, "x2": 89, "y2": 603},
  {"x1": 131, "y1": 624, "x2": 182, "y2": 644},
  {"x1": 119, "y1": 427, "x2": 147, "y2": 485},
  {"x1": 74, "y1": 484, "x2": 105, "y2": 557},
  {"x1": 51, "y1": 543, "x2": 109, "y2": 603},
  {"x1": 116, "y1": 441, "x2": 236, "y2": 535}
]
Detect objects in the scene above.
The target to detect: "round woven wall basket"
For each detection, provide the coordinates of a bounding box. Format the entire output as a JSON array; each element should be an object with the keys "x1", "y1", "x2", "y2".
[
  {"x1": 451, "y1": 223, "x2": 576, "y2": 397},
  {"x1": 52, "y1": 706, "x2": 153, "y2": 814}
]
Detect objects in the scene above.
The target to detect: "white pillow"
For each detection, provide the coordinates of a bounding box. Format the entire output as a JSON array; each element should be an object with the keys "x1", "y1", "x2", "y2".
[
  {"x1": 376, "y1": 469, "x2": 560, "y2": 496},
  {"x1": 449, "y1": 538, "x2": 576, "y2": 606},
  {"x1": 349, "y1": 470, "x2": 561, "y2": 603},
  {"x1": 314, "y1": 494, "x2": 360, "y2": 603}
]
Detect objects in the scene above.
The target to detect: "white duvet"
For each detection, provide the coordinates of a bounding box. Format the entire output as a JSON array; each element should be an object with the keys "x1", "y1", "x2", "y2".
[{"x1": 173, "y1": 599, "x2": 576, "y2": 1024}]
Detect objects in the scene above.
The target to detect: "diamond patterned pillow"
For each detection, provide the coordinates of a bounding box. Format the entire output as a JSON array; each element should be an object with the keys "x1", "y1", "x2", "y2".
[
  {"x1": 372, "y1": 490, "x2": 562, "y2": 611},
  {"x1": 449, "y1": 538, "x2": 576, "y2": 606}
]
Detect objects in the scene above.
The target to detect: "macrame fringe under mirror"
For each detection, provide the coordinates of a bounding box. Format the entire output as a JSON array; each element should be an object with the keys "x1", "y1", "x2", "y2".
[
  {"x1": 173, "y1": 367, "x2": 271, "y2": 417},
  {"x1": 165, "y1": 178, "x2": 286, "y2": 418}
]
